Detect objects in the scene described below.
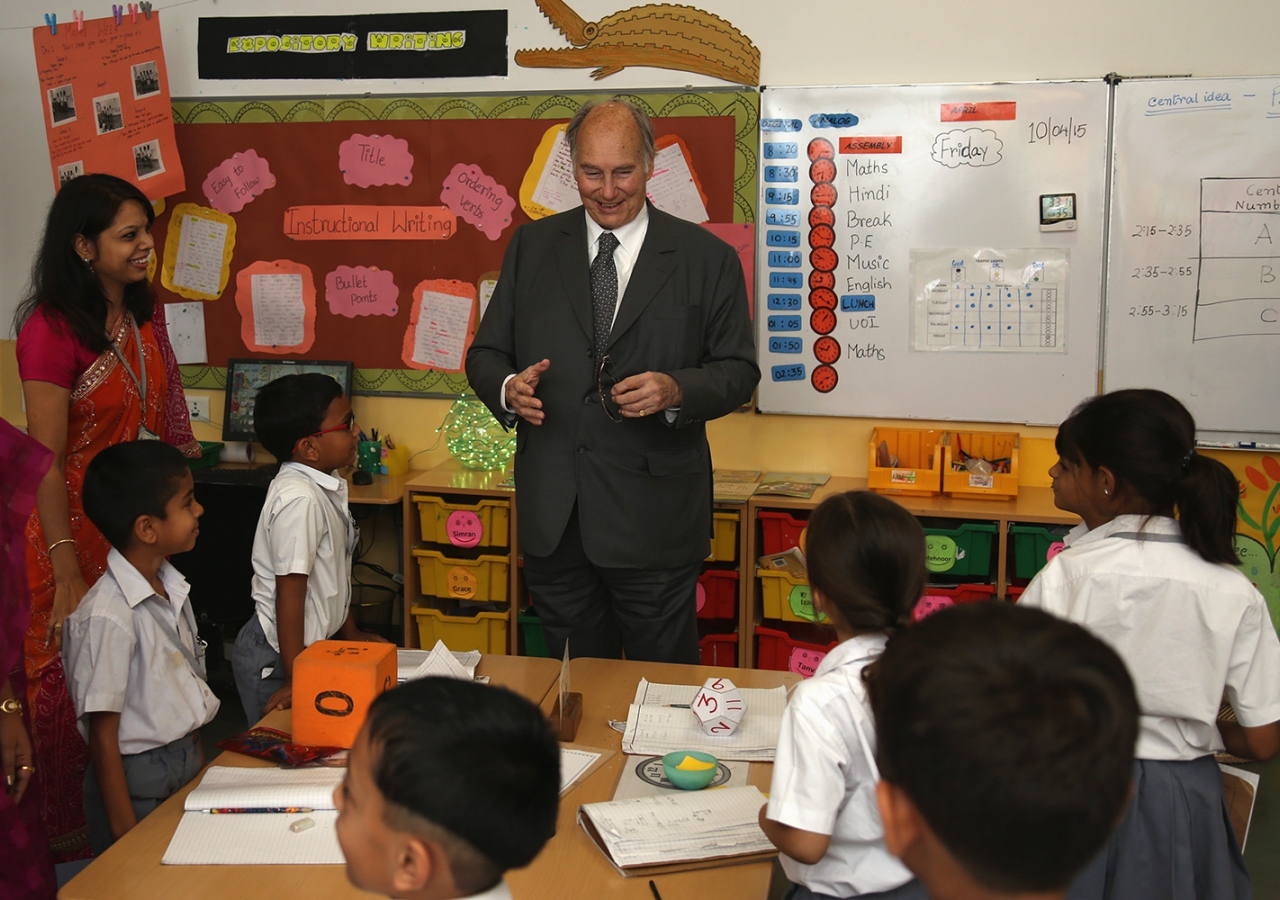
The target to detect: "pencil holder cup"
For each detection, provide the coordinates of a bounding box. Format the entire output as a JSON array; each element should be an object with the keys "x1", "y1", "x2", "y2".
[
  {"x1": 662, "y1": 751, "x2": 720, "y2": 790},
  {"x1": 383, "y1": 444, "x2": 409, "y2": 476},
  {"x1": 357, "y1": 441, "x2": 382, "y2": 474}
]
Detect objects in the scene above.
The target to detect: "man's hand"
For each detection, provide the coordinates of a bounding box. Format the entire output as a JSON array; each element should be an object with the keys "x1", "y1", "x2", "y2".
[
  {"x1": 505, "y1": 359, "x2": 551, "y2": 425},
  {"x1": 612, "y1": 372, "x2": 681, "y2": 419}
]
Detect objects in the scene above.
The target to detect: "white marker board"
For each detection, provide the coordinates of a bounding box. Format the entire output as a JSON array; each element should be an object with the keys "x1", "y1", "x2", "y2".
[
  {"x1": 1105, "y1": 76, "x2": 1280, "y2": 439},
  {"x1": 756, "y1": 81, "x2": 1108, "y2": 424}
]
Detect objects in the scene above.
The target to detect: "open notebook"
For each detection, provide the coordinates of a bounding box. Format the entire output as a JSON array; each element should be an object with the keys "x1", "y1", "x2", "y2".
[
  {"x1": 621, "y1": 679, "x2": 789, "y2": 761},
  {"x1": 578, "y1": 785, "x2": 776, "y2": 875},
  {"x1": 162, "y1": 767, "x2": 347, "y2": 865}
]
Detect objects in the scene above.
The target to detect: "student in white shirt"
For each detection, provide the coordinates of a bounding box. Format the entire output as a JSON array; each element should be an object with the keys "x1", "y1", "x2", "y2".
[
  {"x1": 869, "y1": 602, "x2": 1140, "y2": 900},
  {"x1": 760, "y1": 491, "x2": 929, "y2": 900},
  {"x1": 232, "y1": 373, "x2": 389, "y2": 723},
  {"x1": 334, "y1": 678, "x2": 560, "y2": 900},
  {"x1": 64, "y1": 441, "x2": 218, "y2": 853},
  {"x1": 1021, "y1": 388, "x2": 1280, "y2": 900}
]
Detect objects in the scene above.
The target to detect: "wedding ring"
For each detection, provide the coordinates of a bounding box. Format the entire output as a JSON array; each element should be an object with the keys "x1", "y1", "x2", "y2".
[
  {"x1": 640, "y1": 409, "x2": 648, "y2": 417},
  {"x1": 53, "y1": 624, "x2": 63, "y2": 630},
  {"x1": 18, "y1": 765, "x2": 34, "y2": 772}
]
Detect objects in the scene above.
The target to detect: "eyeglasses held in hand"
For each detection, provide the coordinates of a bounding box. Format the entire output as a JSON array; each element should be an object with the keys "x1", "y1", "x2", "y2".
[{"x1": 595, "y1": 355, "x2": 623, "y2": 423}]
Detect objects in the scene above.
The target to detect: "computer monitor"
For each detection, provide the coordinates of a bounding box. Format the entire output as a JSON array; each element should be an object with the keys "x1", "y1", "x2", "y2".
[{"x1": 222, "y1": 358, "x2": 354, "y2": 443}]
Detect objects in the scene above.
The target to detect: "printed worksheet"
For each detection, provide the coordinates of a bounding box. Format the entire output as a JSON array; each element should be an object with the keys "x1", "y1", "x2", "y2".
[{"x1": 163, "y1": 301, "x2": 207, "y2": 364}]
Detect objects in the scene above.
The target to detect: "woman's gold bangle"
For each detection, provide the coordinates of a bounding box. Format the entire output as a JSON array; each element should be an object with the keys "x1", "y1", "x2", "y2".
[{"x1": 46, "y1": 538, "x2": 76, "y2": 555}]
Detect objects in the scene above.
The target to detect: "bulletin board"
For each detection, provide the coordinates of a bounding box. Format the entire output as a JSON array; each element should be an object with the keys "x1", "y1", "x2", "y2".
[
  {"x1": 1105, "y1": 75, "x2": 1280, "y2": 440},
  {"x1": 755, "y1": 81, "x2": 1109, "y2": 425},
  {"x1": 166, "y1": 90, "x2": 758, "y2": 397}
]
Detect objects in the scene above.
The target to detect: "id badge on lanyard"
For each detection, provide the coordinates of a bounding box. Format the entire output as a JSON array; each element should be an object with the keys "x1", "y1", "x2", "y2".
[{"x1": 109, "y1": 317, "x2": 159, "y2": 440}]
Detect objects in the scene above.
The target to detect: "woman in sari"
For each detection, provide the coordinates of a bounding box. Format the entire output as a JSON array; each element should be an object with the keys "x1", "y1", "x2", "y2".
[{"x1": 14, "y1": 174, "x2": 199, "y2": 860}]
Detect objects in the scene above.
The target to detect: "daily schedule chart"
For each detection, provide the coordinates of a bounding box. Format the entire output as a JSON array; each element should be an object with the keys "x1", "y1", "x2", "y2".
[{"x1": 756, "y1": 82, "x2": 1107, "y2": 424}]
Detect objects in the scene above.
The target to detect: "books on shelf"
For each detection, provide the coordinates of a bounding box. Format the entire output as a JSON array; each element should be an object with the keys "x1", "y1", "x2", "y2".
[
  {"x1": 753, "y1": 472, "x2": 830, "y2": 499},
  {"x1": 713, "y1": 469, "x2": 761, "y2": 503}
]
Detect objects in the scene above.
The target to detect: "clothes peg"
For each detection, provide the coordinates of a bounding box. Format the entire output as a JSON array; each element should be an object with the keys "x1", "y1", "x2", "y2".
[
  {"x1": 73, "y1": 10, "x2": 84, "y2": 31},
  {"x1": 44, "y1": 12, "x2": 57, "y2": 34},
  {"x1": 112, "y1": 4, "x2": 122, "y2": 25},
  {"x1": 140, "y1": 1, "x2": 151, "y2": 18},
  {"x1": 128, "y1": 3, "x2": 137, "y2": 22}
]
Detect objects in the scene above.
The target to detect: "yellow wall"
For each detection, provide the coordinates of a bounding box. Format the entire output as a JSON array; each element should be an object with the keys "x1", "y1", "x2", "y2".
[{"x1": 0, "y1": 337, "x2": 1061, "y2": 484}]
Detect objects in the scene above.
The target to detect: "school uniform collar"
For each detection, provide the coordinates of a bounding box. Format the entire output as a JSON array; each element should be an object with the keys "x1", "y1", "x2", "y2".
[
  {"x1": 280, "y1": 460, "x2": 344, "y2": 492},
  {"x1": 1064, "y1": 514, "x2": 1181, "y2": 548},
  {"x1": 105, "y1": 546, "x2": 189, "y2": 610},
  {"x1": 584, "y1": 201, "x2": 649, "y2": 257},
  {"x1": 812, "y1": 632, "x2": 889, "y2": 678},
  {"x1": 461, "y1": 879, "x2": 512, "y2": 900}
]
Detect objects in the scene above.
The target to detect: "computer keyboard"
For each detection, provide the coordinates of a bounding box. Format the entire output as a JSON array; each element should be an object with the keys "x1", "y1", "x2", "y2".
[{"x1": 191, "y1": 465, "x2": 278, "y2": 488}]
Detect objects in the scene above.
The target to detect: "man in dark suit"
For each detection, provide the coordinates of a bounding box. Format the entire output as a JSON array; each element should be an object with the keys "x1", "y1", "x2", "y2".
[{"x1": 466, "y1": 99, "x2": 758, "y2": 663}]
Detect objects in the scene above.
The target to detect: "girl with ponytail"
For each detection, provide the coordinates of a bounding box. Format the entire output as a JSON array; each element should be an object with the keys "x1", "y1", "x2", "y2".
[
  {"x1": 761, "y1": 491, "x2": 928, "y2": 900},
  {"x1": 1022, "y1": 388, "x2": 1280, "y2": 900}
]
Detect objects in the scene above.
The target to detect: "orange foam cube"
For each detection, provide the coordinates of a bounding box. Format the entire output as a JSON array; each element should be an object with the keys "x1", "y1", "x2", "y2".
[{"x1": 292, "y1": 640, "x2": 397, "y2": 749}]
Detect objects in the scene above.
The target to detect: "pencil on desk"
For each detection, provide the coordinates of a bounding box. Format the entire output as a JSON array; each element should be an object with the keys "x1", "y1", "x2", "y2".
[
  {"x1": 206, "y1": 807, "x2": 314, "y2": 814},
  {"x1": 663, "y1": 703, "x2": 691, "y2": 708},
  {"x1": 649, "y1": 879, "x2": 663, "y2": 900}
]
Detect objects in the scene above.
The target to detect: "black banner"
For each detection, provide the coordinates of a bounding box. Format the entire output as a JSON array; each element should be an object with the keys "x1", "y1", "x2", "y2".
[{"x1": 198, "y1": 12, "x2": 507, "y2": 80}]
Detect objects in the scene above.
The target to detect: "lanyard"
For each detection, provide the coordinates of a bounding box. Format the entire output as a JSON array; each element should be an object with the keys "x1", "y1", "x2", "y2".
[{"x1": 107, "y1": 316, "x2": 148, "y2": 417}]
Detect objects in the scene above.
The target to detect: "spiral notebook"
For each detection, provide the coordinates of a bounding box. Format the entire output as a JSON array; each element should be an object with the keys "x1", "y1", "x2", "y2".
[{"x1": 161, "y1": 767, "x2": 346, "y2": 865}]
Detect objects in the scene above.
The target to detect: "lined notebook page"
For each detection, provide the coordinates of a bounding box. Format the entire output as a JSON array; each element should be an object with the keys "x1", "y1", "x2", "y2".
[
  {"x1": 162, "y1": 810, "x2": 344, "y2": 865},
  {"x1": 621, "y1": 680, "x2": 788, "y2": 760},
  {"x1": 183, "y1": 766, "x2": 345, "y2": 811},
  {"x1": 578, "y1": 785, "x2": 773, "y2": 868}
]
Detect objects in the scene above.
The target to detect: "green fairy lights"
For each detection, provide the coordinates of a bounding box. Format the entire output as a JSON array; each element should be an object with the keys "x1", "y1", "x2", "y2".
[{"x1": 439, "y1": 398, "x2": 515, "y2": 470}]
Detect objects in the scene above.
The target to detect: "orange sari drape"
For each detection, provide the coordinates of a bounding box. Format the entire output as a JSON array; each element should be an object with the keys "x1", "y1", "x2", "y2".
[{"x1": 22, "y1": 313, "x2": 166, "y2": 858}]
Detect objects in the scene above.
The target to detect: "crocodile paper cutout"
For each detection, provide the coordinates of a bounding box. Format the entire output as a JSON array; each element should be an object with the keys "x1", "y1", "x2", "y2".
[{"x1": 516, "y1": 0, "x2": 760, "y2": 85}]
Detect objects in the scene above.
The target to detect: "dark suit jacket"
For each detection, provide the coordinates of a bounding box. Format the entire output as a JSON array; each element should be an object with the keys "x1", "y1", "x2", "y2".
[{"x1": 466, "y1": 204, "x2": 759, "y2": 568}]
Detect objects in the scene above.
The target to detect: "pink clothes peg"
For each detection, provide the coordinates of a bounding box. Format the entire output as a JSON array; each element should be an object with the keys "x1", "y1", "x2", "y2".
[
  {"x1": 73, "y1": 10, "x2": 84, "y2": 31},
  {"x1": 128, "y1": 3, "x2": 137, "y2": 22}
]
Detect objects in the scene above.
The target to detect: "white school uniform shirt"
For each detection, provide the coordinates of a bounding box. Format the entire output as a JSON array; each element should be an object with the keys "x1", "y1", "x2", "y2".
[
  {"x1": 63, "y1": 549, "x2": 219, "y2": 755},
  {"x1": 1021, "y1": 514, "x2": 1280, "y2": 761},
  {"x1": 767, "y1": 633, "x2": 915, "y2": 897},
  {"x1": 460, "y1": 880, "x2": 512, "y2": 900},
  {"x1": 250, "y1": 462, "x2": 358, "y2": 652}
]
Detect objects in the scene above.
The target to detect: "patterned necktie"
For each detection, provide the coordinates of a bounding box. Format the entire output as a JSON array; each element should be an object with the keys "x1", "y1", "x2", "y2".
[{"x1": 591, "y1": 232, "x2": 620, "y2": 361}]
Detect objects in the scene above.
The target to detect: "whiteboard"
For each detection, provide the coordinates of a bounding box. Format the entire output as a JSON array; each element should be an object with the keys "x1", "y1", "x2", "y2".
[
  {"x1": 1105, "y1": 75, "x2": 1280, "y2": 439},
  {"x1": 756, "y1": 81, "x2": 1109, "y2": 424}
]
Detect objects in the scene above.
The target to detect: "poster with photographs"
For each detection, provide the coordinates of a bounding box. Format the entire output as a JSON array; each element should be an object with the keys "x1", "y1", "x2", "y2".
[{"x1": 32, "y1": 11, "x2": 183, "y2": 198}]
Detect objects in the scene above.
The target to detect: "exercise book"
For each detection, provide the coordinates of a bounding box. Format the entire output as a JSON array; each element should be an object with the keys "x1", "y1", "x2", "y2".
[
  {"x1": 620, "y1": 679, "x2": 788, "y2": 761},
  {"x1": 162, "y1": 766, "x2": 346, "y2": 865}
]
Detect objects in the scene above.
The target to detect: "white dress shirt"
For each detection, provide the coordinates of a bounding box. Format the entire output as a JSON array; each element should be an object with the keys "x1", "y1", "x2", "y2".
[
  {"x1": 767, "y1": 633, "x2": 916, "y2": 896},
  {"x1": 1021, "y1": 514, "x2": 1280, "y2": 760},
  {"x1": 64, "y1": 549, "x2": 219, "y2": 755},
  {"x1": 250, "y1": 462, "x2": 358, "y2": 653}
]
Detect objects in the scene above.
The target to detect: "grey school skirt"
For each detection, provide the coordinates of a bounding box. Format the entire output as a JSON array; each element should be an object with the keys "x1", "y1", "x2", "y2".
[{"x1": 1068, "y1": 755, "x2": 1251, "y2": 900}]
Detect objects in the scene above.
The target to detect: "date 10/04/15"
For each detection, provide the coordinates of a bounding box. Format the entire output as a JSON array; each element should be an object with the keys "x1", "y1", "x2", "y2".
[{"x1": 1129, "y1": 304, "x2": 1189, "y2": 318}]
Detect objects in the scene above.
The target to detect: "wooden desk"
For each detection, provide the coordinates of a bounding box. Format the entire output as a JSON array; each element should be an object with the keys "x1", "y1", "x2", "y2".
[
  {"x1": 509, "y1": 658, "x2": 799, "y2": 900},
  {"x1": 60, "y1": 656, "x2": 561, "y2": 900}
]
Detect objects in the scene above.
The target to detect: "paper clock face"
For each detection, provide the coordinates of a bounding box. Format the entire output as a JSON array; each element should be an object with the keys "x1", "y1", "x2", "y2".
[{"x1": 691, "y1": 677, "x2": 746, "y2": 736}]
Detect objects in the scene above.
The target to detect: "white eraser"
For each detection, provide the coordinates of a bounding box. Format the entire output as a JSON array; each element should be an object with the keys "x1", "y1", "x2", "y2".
[{"x1": 289, "y1": 817, "x2": 315, "y2": 833}]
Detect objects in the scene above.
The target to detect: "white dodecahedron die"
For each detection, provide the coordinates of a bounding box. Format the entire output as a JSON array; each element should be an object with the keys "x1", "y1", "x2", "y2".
[{"x1": 691, "y1": 677, "x2": 746, "y2": 736}]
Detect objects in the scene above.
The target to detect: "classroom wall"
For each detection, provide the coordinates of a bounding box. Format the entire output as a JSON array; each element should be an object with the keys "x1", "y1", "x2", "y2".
[{"x1": 2, "y1": 0, "x2": 1275, "y2": 481}]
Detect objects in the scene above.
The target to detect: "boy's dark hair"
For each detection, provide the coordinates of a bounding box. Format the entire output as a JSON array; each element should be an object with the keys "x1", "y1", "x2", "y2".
[
  {"x1": 252, "y1": 373, "x2": 344, "y2": 462},
  {"x1": 83, "y1": 441, "x2": 190, "y2": 550},
  {"x1": 1056, "y1": 388, "x2": 1239, "y2": 565},
  {"x1": 14, "y1": 174, "x2": 155, "y2": 352},
  {"x1": 365, "y1": 678, "x2": 560, "y2": 894},
  {"x1": 807, "y1": 490, "x2": 926, "y2": 636},
  {"x1": 868, "y1": 602, "x2": 1139, "y2": 893}
]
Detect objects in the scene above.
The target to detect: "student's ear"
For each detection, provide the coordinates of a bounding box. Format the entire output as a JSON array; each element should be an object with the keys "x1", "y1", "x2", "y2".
[
  {"x1": 391, "y1": 834, "x2": 435, "y2": 895},
  {"x1": 875, "y1": 780, "x2": 922, "y2": 861},
  {"x1": 1095, "y1": 465, "x2": 1118, "y2": 501},
  {"x1": 292, "y1": 434, "x2": 321, "y2": 464},
  {"x1": 131, "y1": 513, "x2": 160, "y2": 547}
]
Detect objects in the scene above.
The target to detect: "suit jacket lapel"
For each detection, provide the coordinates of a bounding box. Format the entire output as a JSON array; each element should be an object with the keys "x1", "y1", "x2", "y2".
[
  {"x1": 553, "y1": 211, "x2": 594, "y2": 343},
  {"x1": 607, "y1": 208, "x2": 676, "y2": 351}
]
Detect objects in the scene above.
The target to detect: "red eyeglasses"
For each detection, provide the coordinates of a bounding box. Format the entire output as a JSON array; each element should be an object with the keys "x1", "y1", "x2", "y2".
[{"x1": 293, "y1": 411, "x2": 356, "y2": 454}]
